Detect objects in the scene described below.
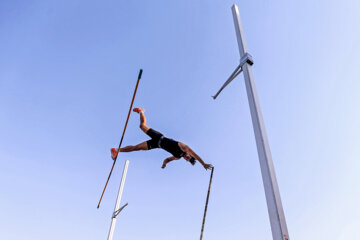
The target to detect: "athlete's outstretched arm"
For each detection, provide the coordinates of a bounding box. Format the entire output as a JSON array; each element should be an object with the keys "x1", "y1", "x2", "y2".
[
  {"x1": 161, "y1": 156, "x2": 180, "y2": 169},
  {"x1": 180, "y1": 143, "x2": 213, "y2": 170}
]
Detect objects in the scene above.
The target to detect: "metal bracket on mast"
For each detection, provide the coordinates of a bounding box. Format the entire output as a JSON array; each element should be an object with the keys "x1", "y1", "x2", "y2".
[
  {"x1": 112, "y1": 202, "x2": 128, "y2": 218},
  {"x1": 212, "y1": 52, "x2": 254, "y2": 100}
]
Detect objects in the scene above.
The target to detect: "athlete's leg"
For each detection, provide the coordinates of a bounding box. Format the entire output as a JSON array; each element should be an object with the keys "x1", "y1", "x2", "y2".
[
  {"x1": 139, "y1": 111, "x2": 150, "y2": 133},
  {"x1": 111, "y1": 141, "x2": 150, "y2": 160},
  {"x1": 119, "y1": 141, "x2": 148, "y2": 152},
  {"x1": 133, "y1": 108, "x2": 149, "y2": 133}
]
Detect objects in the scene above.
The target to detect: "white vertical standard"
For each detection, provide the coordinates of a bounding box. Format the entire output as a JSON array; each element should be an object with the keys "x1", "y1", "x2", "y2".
[
  {"x1": 231, "y1": 4, "x2": 289, "y2": 240},
  {"x1": 107, "y1": 160, "x2": 130, "y2": 240},
  {"x1": 213, "y1": 4, "x2": 290, "y2": 240}
]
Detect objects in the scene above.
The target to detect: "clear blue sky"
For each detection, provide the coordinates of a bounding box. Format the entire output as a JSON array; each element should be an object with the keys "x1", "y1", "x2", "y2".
[{"x1": 1, "y1": 0, "x2": 360, "y2": 239}]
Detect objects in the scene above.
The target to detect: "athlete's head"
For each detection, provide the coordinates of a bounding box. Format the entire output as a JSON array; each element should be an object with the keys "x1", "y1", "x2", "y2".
[{"x1": 183, "y1": 153, "x2": 196, "y2": 165}]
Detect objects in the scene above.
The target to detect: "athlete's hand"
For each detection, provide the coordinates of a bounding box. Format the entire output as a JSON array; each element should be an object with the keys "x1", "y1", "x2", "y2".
[
  {"x1": 161, "y1": 162, "x2": 167, "y2": 169},
  {"x1": 203, "y1": 164, "x2": 213, "y2": 170}
]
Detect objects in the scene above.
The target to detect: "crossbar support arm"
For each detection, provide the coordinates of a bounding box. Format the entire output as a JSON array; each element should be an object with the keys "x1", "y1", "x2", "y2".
[
  {"x1": 113, "y1": 202, "x2": 128, "y2": 218},
  {"x1": 212, "y1": 53, "x2": 253, "y2": 99}
]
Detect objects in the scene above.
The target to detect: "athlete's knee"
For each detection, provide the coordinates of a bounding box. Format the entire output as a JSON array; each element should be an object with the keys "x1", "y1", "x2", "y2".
[
  {"x1": 135, "y1": 142, "x2": 148, "y2": 151},
  {"x1": 140, "y1": 124, "x2": 149, "y2": 132}
]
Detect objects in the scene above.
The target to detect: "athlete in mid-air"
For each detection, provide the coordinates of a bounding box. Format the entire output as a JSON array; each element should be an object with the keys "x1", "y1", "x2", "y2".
[{"x1": 111, "y1": 108, "x2": 213, "y2": 170}]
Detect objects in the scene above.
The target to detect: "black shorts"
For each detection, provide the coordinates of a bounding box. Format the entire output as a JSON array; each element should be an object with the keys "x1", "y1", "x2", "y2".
[{"x1": 146, "y1": 128, "x2": 164, "y2": 150}]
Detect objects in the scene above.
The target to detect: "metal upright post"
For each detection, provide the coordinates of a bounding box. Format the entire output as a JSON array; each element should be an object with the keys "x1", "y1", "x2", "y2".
[
  {"x1": 200, "y1": 167, "x2": 214, "y2": 240},
  {"x1": 107, "y1": 160, "x2": 130, "y2": 240},
  {"x1": 231, "y1": 4, "x2": 289, "y2": 240}
]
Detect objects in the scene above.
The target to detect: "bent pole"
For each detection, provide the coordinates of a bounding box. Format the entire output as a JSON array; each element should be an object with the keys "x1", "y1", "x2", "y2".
[
  {"x1": 200, "y1": 167, "x2": 214, "y2": 240},
  {"x1": 97, "y1": 69, "x2": 143, "y2": 209},
  {"x1": 107, "y1": 160, "x2": 130, "y2": 240}
]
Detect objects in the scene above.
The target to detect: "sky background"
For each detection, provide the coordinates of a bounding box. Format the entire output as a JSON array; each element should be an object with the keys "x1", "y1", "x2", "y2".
[{"x1": 1, "y1": 0, "x2": 360, "y2": 239}]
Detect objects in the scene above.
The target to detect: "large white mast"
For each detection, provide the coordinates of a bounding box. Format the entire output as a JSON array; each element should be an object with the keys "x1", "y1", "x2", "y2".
[{"x1": 213, "y1": 4, "x2": 290, "y2": 240}]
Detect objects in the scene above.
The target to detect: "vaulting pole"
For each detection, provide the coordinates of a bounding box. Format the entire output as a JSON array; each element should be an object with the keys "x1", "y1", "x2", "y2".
[
  {"x1": 97, "y1": 69, "x2": 143, "y2": 209},
  {"x1": 200, "y1": 167, "x2": 214, "y2": 240},
  {"x1": 107, "y1": 160, "x2": 130, "y2": 240}
]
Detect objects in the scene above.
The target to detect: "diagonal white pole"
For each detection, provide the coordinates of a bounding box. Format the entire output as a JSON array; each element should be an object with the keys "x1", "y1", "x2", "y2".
[
  {"x1": 107, "y1": 160, "x2": 130, "y2": 240},
  {"x1": 231, "y1": 4, "x2": 290, "y2": 240}
]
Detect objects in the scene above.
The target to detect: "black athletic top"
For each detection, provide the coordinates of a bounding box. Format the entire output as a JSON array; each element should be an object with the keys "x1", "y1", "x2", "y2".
[
  {"x1": 160, "y1": 137, "x2": 184, "y2": 159},
  {"x1": 145, "y1": 128, "x2": 184, "y2": 158}
]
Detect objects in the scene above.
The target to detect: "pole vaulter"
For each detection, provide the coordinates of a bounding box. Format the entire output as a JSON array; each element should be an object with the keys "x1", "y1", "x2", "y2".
[{"x1": 97, "y1": 69, "x2": 143, "y2": 209}]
